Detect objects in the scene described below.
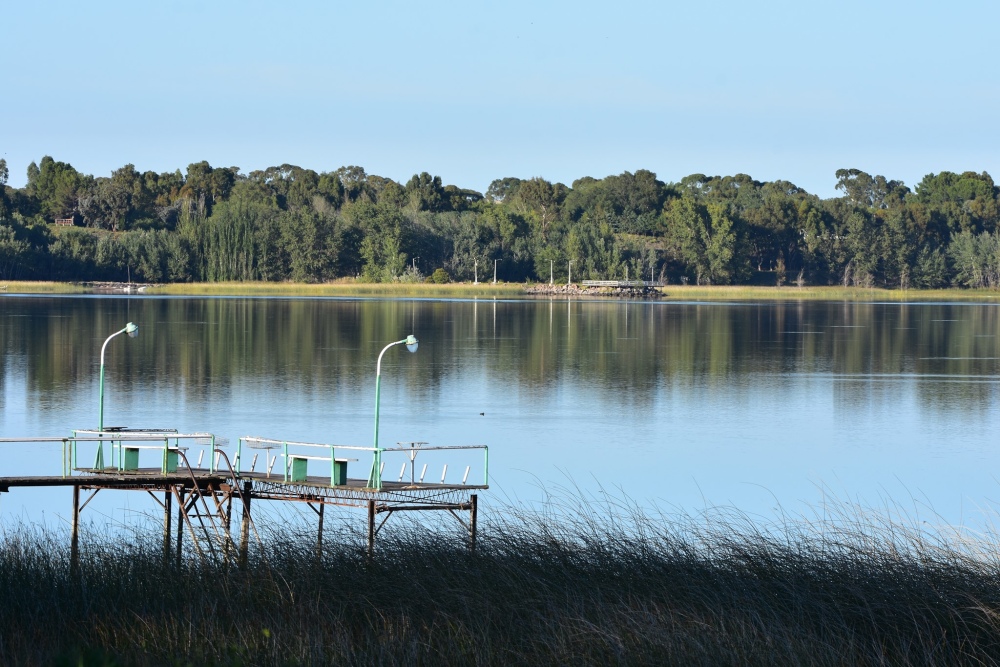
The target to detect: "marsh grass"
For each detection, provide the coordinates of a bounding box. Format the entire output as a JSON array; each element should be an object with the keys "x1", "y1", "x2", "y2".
[
  {"x1": 7, "y1": 279, "x2": 1000, "y2": 302},
  {"x1": 151, "y1": 281, "x2": 526, "y2": 298},
  {"x1": 5, "y1": 278, "x2": 1000, "y2": 301},
  {"x1": 3, "y1": 497, "x2": 1000, "y2": 666},
  {"x1": 0, "y1": 281, "x2": 87, "y2": 294},
  {"x1": 656, "y1": 284, "x2": 1000, "y2": 302}
]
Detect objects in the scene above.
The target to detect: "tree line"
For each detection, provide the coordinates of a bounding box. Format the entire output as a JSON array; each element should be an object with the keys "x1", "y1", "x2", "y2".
[{"x1": 1, "y1": 155, "x2": 999, "y2": 288}]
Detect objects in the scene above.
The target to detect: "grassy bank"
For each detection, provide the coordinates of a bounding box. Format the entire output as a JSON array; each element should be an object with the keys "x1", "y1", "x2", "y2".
[
  {"x1": 657, "y1": 284, "x2": 1000, "y2": 302},
  {"x1": 5, "y1": 279, "x2": 1000, "y2": 302},
  {"x1": 3, "y1": 502, "x2": 1000, "y2": 666},
  {"x1": 152, "y1": 280, "x2": 527, "y2": 298},
  {"x1": 0, "y1": 281, "x2": 88, "y2": 294}
]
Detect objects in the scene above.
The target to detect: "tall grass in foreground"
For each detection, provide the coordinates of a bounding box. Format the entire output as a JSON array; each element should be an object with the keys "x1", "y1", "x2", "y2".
[{"x1": 3, "y1": 500, "x2": 1000, "y2": 666}]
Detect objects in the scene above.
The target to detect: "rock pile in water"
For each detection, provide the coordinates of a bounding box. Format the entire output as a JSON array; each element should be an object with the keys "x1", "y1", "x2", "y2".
[{"x1": 524, "y1": 284, "x2": 662, "y2": 299}]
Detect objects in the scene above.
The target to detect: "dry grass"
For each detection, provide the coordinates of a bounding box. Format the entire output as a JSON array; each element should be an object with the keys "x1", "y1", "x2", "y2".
[
  {"x1": 6, "y1": 279, "x2": 1000, "y2": 302},
  {"x1": 3, "y1": 497, "x2": 1000, "y2": 666},
  {"x1": 150, "y1": 280, "x2": 526, "y2": 298},
  {"x1": 656, "y1": 284, "x2": 1000, "y2": 302},
  {"x1": 0, "y1": 281, "x2": 88, "y2": 294}
]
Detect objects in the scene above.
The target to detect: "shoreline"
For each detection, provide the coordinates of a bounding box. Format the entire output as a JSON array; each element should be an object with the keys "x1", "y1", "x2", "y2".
[{"x1": 3, "y1": 280, "x2": 1000, "y2": 302}]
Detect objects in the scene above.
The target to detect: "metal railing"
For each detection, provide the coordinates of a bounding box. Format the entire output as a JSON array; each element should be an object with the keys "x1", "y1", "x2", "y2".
[
  {"x1": 0, "y1": 431, "x2": 225, "y2": 477},
  {"x1": 238, "y1": 437, "x2": 368, "y2": 486},
  {"x1": 238, "y1": 437, "x2": 489, "y2": 490}
]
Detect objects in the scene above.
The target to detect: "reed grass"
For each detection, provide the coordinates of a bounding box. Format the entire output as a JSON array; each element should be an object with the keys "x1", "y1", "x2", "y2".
[{"x1": 3, "y1": 497, "x2": 1000, "y2": 666}]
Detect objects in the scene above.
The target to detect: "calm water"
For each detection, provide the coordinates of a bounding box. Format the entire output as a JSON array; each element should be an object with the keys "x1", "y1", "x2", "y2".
[{"x1": 2, "y1": 295, "x2": 1000, "y2": 529}]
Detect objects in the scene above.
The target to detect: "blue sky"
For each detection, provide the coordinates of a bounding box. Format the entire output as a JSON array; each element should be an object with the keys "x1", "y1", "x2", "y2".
[{"x1": 2, "y1": 0, "x2": 997, "y2": 197}]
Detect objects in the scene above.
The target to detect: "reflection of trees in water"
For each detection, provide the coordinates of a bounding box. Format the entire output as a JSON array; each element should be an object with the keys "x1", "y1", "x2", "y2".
[{"x1": 4, "y1": 298, "x2": 1000, "y2": 412}]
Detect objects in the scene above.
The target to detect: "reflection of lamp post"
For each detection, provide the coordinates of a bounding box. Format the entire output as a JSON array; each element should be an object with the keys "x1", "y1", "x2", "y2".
[
  {"x1": 98, "y1": 322, "x2": 139, "y2": 431},
  {"x1": 369, "y1": 335, "x2": 419, "y2": 489}
]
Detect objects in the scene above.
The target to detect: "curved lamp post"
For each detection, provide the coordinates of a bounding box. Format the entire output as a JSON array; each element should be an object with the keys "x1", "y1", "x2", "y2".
[
  {"x1": 98, "y1": 322, "x2": 139, "y2": 431},
  {"x1": 368, "y1": 334, "x2": 418, "y2": 489}
]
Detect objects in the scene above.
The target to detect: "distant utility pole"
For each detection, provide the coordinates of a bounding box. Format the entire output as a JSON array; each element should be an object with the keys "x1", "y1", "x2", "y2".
[
  {"x1": 474, "y1": 259, "x2": 478, "y2": 284},
  {"x1": 568, "y1": 260, "x2": 573, "y2": 285},
  {"x1": 550, "y1": 260, "x2": 553, "y2": 286},
  {"x1": 493, "y1": 259, "x2": 497, "y2": 284}
]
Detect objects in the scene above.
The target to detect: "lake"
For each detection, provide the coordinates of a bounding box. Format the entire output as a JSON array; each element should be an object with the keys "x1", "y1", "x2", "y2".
[{"x1": 2, "y1": 294, "x2": 1000, "y2": 531}]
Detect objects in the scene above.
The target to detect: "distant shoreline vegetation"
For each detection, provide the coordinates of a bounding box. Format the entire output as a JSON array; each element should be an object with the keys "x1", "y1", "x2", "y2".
[{"x1": 2, "y1": 158, "x2": 1000, "y2": 291}]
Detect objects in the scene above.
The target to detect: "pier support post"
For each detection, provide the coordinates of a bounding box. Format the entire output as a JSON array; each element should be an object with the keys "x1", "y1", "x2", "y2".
[
  {"x1": 470, "y1": 494, "x2": 478, "y2": 553},
  {"x1": 239, "y1": 480, "x2": 252, "y2": 569},
  {"x1": 316, "y1": 503, "x2": 325, "y2": 561},
  {"x1": 367, "y1": 499, "x2": 376, "y2": 561},
  {"x1": 70, "y1": 485, "x2": 80, "y2": 575},
  {"x1": 175, "y1": 488, "x2": 185, "y2": 567},
  {"x1": 162, "y1": 488, "x2": 172, "y2": 564}
]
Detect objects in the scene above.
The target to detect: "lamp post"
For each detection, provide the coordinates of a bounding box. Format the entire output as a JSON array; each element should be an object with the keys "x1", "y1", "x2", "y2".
[
  {"x1": 568, "y1": 260, "x2": 573, "y2": 285},
  {"x1": 98, "y1": 322, "x2": 139, "y2": 431},
  {"x1": 369, "y1": 334, "x2": 419, "y2": 489},
  {"x1": 493, "y1": 259, "x2": 498, "y2": 284}
]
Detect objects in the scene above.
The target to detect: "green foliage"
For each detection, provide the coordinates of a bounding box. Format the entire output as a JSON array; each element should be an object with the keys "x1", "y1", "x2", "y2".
[
  {"x1": 7, "y1": 155, "x2": 1000, "y2": 289},
  {"x1": 26, "y1": 156, "x2": 83, "y2": 221},
  {"x1": 431, "y1": 267, "x2": 450, "y2": 283}
]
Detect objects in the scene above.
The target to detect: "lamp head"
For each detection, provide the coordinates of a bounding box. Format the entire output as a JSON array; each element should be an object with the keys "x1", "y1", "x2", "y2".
[
  {"x1": 125, "y1": 322, "x2": 139, "y2": 338},
  {"x1": 405, "y1": 334, "x2": 418, "y2": 353}
]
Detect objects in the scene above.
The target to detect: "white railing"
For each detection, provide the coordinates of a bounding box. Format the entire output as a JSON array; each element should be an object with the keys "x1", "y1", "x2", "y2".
[{"x1": 0, "y1": 430, "x2": 226, "y2": 477}]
